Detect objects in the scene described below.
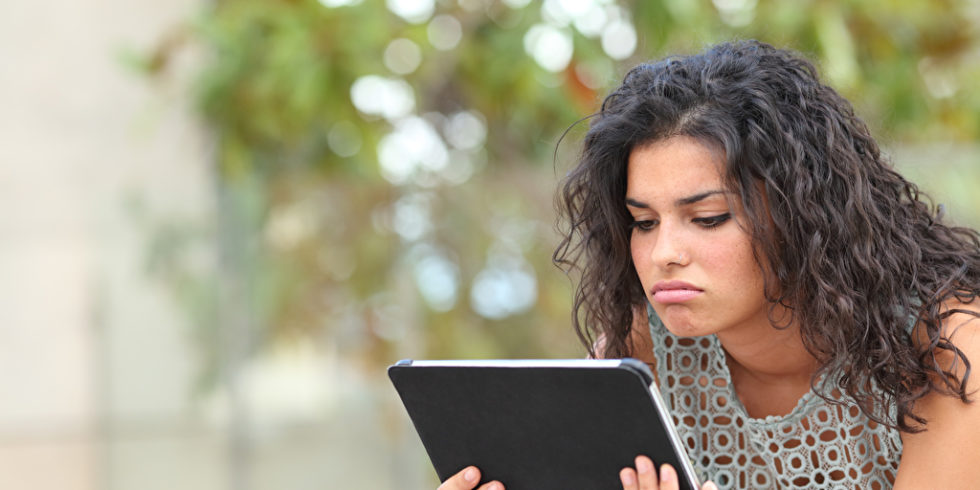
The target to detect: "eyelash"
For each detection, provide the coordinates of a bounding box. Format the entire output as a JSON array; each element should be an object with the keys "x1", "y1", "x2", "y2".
[
  {"x1": 628, "y1": 213, "x2": 731, "y2": 232},
  {"x1": 628, "y1": 220, "x2": 658, "y2": 232},
  {"x1": 693, "y1": 213, "x2": 732, "y2": 228}
]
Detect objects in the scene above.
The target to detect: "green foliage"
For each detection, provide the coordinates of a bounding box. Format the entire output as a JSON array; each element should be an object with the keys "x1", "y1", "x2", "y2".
[{"x1": 143, "y1": 0, "x2": 980, "y2": 388}]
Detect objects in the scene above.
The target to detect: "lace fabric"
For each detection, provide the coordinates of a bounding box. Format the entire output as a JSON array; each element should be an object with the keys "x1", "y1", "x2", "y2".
[{"x1": 648, "y1": 308, "x2": 902, "y2": 489}]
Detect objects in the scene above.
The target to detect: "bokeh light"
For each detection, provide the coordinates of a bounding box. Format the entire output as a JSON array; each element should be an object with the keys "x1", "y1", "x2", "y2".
[
  {"x1": 601, "y1": 17, "x2": 637, "y2": 60},
  {"x1": 386, "y1": 0, "x2": 435, "y2": 24},
  {"x1": 712, "y1": 0, "x2": 757, "y2": 27},
  {"x1": 350, "y1": 75, "x2": 416, "y2": 121},
  {"x1": 428, "y1": 14, "x2": 463, "y2": 51},
  {"x1": 384, "y1": 38, "x2": 423, "y2": 75},
  {"x1": 470, "y1": 253, "x2": 538, "y2": 320},
  {"x1": 412, "y1": 244, "x2": 461, "y2": 312},
  {"x1": 377, "y1": 116, "x2": 450, "y2": 185},
  {"x1": 524, "y1": 24, "x2": 574, "y2": 72},
  {"x1": 443, "y1": 110, "x2": 487, "y2": 151}
]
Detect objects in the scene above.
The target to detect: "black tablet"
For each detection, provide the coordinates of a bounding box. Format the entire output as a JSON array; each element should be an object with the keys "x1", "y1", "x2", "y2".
[{"x1": 388, "y1": 359, "x2": 700, "y2": 490}]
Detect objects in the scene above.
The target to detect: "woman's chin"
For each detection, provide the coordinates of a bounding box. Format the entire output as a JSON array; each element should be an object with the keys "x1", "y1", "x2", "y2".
[{"x1": 660, "y1": 315, "x2": 715, "y2": 338}]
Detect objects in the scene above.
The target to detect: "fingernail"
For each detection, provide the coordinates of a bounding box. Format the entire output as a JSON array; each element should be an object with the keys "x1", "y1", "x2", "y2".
[
  {"x1": 621, "y1": 469, "x2": 636, "y2": 485},
  {"x1": 660, "y1": 464, "x2": 674, "y2": 483},
  {"x1": 636, "y1": 457, "x2": 653, "y2": 474},
  {"x1": 702, "y1": 481, "x2": 717, "y2": 490},
  {"x1": 486, "y1": 483, "x2": 500, "y2": 490},
  {"x1": 464, "y1": 468, "x2": 477, "y2": 482}
]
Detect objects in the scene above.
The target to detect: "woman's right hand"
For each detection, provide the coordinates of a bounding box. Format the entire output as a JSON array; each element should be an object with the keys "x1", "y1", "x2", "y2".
[
  {"x1": 438, "y1": 466, "x2": 504, "y2": 490},
  {"x1": 619, "y1": 456, "x2": 717, "y2": 490}
]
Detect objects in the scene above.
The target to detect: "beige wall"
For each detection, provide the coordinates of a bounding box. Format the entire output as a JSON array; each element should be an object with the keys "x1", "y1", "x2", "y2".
[
  {"x1": 0, "y1": 2, "x2": 433, "y2": 488},
  {"x1": 0, "y1": 0, "x2": 210, "y2": 488}
]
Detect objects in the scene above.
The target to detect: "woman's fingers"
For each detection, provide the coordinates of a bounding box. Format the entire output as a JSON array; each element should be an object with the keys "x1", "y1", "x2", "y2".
[
  {"x1": 619, "y1": 466, "x2": 639, "y2": 490},
  {"x1": 620, "y1": 457, "x2": 688, "y2": 490},
  {"x1": 656, "y1": 462, "x2": 679, "y2": 490},
  {"x1": 636, "y1": 456, "x2": 659, "y2": 488},
  {"x1": 438, "y1": 466, "x2": 481, "y2": 490},
  {"x1": 622, "y1": 455, "x2": 666, "y2": 490},
  {"x1": 436, "y1": 466, "x2": 505, "y2": 490}
]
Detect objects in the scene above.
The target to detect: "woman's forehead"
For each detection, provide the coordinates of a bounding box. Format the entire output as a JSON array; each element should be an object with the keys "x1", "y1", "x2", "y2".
[{"x1": 626, "y1": 137, "x2": 729, "y2": 197}]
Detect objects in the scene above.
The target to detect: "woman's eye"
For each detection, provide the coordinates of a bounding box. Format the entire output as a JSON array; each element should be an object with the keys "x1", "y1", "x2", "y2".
[
  {"x1": 693, "y1": 213, "x2": 731, "y2": 228},
  {"x1": 629, "y1": 219, "x2": 658, "y2": 232}
]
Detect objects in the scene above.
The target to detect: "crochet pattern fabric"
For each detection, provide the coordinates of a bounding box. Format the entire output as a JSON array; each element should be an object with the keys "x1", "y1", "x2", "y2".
[{"x1": 647, "y1": 306, "x2": 902, "y2": 489}]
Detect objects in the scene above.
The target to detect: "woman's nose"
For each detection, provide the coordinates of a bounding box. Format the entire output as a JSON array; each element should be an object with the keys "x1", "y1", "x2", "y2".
[{"x1": 649, "y1": 223, "x2": 689, "y2": 268}]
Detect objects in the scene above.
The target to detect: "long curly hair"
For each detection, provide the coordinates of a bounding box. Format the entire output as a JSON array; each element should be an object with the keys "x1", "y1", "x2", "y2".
[{"x1": 553, "y1": 40, "x2": 980, "y2": 432}]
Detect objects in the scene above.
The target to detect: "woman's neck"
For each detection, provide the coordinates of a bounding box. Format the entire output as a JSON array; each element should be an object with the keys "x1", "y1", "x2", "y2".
[
  {"x1": 716, "y1": 312, "x2": 820, "y2": 418},
  {"x1": 719, "y1": 326, "x2": 817, "y2": 380}
]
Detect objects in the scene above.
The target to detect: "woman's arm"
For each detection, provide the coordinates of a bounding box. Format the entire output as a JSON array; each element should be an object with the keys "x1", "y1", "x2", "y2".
[{"x1": 894, "y1": 299, "x2": 980, "y2": 489}]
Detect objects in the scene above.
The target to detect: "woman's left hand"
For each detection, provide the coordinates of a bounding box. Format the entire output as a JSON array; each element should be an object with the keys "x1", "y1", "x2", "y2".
[{"x1": 619, "y1": 455, "x2": 717, "y2": 490}]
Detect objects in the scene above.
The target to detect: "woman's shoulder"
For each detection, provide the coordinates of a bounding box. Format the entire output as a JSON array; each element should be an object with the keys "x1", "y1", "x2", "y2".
[
  {"x1": 907, "y1": 296, "x2": 980, "y2": 365},
  {"x1": 940, "y1": 296, "x2": 980, "y2": 332},
  {"x1": 895, "y1": 297, "x2": 980, "y2": 488}
]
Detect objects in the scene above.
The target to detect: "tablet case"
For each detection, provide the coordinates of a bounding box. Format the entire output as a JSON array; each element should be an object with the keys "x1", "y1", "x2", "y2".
[{"x1": 388, "y1": 359, "x2": 699, "y2": 490}]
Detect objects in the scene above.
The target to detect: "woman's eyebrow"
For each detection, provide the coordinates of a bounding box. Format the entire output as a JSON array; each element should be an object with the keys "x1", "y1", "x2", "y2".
[
  {"x1": 676, "y1": 189, "x2": 729, "y2": 206},
  {"x1": 625, "y1": 197, "x2": 648, "y2": 208},
  {"x1": 625, "y1": 190, "x2": 729, "y2": 209}
]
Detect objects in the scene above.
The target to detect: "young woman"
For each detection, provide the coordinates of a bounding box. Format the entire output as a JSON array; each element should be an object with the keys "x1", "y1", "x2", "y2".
[{"x1": 439, "y1": 40, "x2": 980, "y2": 489}]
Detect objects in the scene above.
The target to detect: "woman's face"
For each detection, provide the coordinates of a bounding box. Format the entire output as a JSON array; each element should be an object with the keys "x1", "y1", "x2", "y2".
[{"x1": 627, "y1": 136, "x2": 772, "y2": 339}]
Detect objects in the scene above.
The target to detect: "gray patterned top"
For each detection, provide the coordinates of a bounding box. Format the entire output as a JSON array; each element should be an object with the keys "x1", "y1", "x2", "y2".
[{"x1": 647, "y1": 306, "x2": 902, "y2": 489}]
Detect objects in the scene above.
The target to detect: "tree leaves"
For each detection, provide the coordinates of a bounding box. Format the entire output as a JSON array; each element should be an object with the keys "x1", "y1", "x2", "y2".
[{"x1": 142, "y1": 0, "x2": 980, "y2": 385}]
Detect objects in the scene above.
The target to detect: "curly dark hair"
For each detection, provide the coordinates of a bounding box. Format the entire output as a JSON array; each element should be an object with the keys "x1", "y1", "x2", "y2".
[{"x1": 553, "y1": 40, "x2": 980, "y2": 432}]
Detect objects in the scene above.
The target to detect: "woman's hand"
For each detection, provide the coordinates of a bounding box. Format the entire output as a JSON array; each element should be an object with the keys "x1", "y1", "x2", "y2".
[
  {"x1": 437, "y1": 466, "x2": 504, "y2": 490},
  {"x1": 620, "y1": 456, "x2": 717, "y2": 490},
  {"x1": 437, "y1": 458, "x2": 717, "y2": 490}
]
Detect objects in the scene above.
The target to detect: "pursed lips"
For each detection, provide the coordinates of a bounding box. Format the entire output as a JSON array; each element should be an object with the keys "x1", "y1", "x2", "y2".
[{"x1": 651, "y1": 280, "x2": 703, "y2": 303}]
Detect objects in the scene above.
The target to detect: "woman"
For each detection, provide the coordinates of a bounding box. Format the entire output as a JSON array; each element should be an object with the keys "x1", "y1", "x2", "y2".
[{"x1": 441, "y1": 40, "x2": 980, "y2": 489}]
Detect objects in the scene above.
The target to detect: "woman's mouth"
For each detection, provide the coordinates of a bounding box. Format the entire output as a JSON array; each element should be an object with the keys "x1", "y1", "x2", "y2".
[{"x1": 651, "y1": 281, "x2": 703, "y2": 303}]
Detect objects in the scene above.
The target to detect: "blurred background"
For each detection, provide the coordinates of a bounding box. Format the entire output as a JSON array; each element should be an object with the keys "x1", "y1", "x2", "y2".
[{"x1": 1, "y1": 0, "x2": 978, "y2": 488}]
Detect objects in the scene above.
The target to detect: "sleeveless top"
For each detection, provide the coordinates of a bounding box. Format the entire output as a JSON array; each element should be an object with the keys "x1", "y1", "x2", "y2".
[{"x1": 647, "y1": 306, "x2": 903, "y2": 489}]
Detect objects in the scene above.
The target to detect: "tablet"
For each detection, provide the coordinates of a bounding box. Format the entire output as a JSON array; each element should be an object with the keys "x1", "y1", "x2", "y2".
[{"x1": 388, "y1": 358, "x2": 700, "y2": 490}]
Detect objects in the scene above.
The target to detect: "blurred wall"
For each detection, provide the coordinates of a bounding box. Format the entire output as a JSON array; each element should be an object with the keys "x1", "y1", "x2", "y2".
[
  {"x1": 0, "y1": 3, "x2": 433, "y2": 486},
  {"x1": 0, "y1": 0, "x2": 210, "y2": 488}
]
